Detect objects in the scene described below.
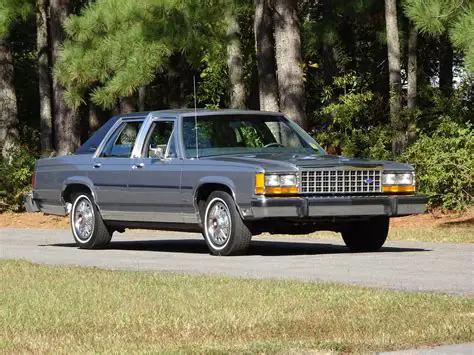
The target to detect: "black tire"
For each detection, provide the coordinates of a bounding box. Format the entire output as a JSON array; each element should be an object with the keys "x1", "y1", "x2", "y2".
[
  {"x1": 70, "y1": 192, "x2": 112, "y2": 249},
  {"x1": 341, "y1": 216, "x2": 389, "y2": 252},
  {"x1": 202, "y1": 191, "x2": 252, "y2": 256}
]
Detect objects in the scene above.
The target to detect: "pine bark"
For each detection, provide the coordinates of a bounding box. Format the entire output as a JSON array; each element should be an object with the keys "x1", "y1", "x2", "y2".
[
  {"x1": 50, "y1": 0, "x2": 80, "y2": 155},
  {"x1": 385, "y1": 0, "x2": 402, "y2": 154},
  {"x1": 37, "y1": 0, "x2": 53, "y2": 156},
  {"x1": 227, "y1": 11, "x2": 245, "y2": 109},
  {"x1": 439, "y1": 33, "x2": 453, "y2": 96},
  {"x1": 407, "y1": 23, "x2": 417, "y2": 109},
  {"x1": 138, "y1": 86, "x2": 146, "y2": 111},
  {"x1": 254, "y1": 0, "x2": 279, "y2": 112},
  {"x1": 119, "y1": 96, "x2": 136, "y2": 113},
  {"x1": 273, "y1": 0, "x2": 307, "y2": 129},
  {"x1": 0, "y1": 39, "x2": 20, "y2": 158}
]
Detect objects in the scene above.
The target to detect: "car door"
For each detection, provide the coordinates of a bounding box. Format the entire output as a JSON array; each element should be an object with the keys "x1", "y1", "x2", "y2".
[
  {"x1": 126, "y1": 119, "x2": 184, "y2": 223},
  {"x1": 89, "y1": 119, "x2": 143, "y2": 219}
]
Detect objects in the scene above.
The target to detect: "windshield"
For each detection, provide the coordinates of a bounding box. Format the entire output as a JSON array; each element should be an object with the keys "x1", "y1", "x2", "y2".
[{"x1": 182, "y1": 114, "x2": 325, "y2": 158}]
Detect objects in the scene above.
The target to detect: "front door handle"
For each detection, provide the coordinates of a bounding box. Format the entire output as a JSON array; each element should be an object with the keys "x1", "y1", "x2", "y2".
[
  {"x1": 93, "y1": 163, "x2": 102, "y2": 169},
  {"x1": 132, "y1": 163, "x2": 145, "y2": 170}
]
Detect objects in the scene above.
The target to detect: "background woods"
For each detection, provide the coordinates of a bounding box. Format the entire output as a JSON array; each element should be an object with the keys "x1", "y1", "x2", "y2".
[{"x1": 0, "y1": 0, "x2": 473, "y2": 211}]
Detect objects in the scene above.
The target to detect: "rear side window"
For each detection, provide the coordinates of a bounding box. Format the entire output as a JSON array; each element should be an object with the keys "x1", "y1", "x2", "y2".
[{"x1": 99, "y1": 121, "x2": 143, "y2": 158}]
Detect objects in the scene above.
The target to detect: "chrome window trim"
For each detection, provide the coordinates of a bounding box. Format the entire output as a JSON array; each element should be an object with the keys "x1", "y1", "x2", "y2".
[
  {"x1": 131, "y1": 113, "x2": 181, "y2": 159},
  {"x1": 94, "y1": 116, "x2": 146, "y2": 159}
]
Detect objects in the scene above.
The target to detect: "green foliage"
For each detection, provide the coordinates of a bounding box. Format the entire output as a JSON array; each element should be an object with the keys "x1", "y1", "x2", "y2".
[
  {"x1": 404, "y1": 0, "x2": 474, "y2": 72},
  {"x1": 0, "y1": 145, "x2": 37, "y2": 212},
  {"x1": 0, "y1": 0, "x2": 33, "y2": 38},
  {"x1": 314, "y1": 72, "x2": 390, "y2": 158},
  {"x1": 56, "y1": 0, "x2": 230, "y2": 109},
  {"x1": 402, "y1": 120, "x2": 474, "y2": 211},
  {"x1": 403, "y1": 0, "x2": 465, "y2": 36},
  {"x1": 197, "y1": 51, "x2": 229, "y2": 109}
]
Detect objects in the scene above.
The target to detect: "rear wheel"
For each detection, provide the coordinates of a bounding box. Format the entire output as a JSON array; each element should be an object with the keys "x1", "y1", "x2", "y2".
[
  {"x1": 70, "y1": 192, "x2": 111, "y2": 249},
  {"x1": 202, "y1": 191, "x2": 252, "y2": 256},
  {"x1": 341, "y1": 216, "x2": 389, "y2": 252}
]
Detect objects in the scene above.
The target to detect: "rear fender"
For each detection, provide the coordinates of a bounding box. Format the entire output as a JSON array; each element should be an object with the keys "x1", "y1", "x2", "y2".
[{"x1": 61, "y1": 176, "x2": 99, "y2": 208}]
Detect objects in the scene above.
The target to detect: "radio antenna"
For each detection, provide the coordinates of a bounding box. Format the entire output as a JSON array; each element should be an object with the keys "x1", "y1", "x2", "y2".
[{"x1": 193, "y1": 75, "x2": 199, "y2": 159}]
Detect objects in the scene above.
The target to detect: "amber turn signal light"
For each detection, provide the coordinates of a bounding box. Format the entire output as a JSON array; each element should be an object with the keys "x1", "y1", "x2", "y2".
[{"x1": 383, "y1": 185, "x2": 416, "y2": 193}]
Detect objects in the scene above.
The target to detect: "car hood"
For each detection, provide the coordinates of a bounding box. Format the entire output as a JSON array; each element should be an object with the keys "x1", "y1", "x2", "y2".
[{"x1": 204, "y1": 153, "x2": 413, "y2": 172}]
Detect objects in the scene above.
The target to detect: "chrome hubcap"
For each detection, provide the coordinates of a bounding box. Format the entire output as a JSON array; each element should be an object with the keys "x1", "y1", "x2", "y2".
[
  {"x1": 206, "y1": 200, "x2": 231, "y2": 247},
  {"x1": 73, "y1": 197, "x2": 95, "y2": 241}
]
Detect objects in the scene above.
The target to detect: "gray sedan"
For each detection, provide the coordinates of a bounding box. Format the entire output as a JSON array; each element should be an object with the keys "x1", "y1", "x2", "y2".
[{"x1": 26, "y1": 110, "x2": 426, "y2": 256}]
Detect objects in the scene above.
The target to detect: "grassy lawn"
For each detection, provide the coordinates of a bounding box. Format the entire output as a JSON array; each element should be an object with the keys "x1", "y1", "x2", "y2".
[
  {"x1": 1, "y1": 261, "x2": 473, "y2": 354},
  {"x1": 294, "y1": 223, "x2": 474, "y2": 244}
]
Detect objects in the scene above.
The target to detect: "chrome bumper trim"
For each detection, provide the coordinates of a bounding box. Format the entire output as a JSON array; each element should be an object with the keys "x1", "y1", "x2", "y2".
[{"x1": 249, "y1": 195, "x2": 427, "y2": 219}]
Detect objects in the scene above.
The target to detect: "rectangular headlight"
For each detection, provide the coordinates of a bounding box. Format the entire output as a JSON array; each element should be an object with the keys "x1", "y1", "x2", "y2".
[
  {"x1": 280, "y1": 174, "x2": 297, "y2": 187},
  {"x1": 382, "y1": 172, "x2": 415, "y2": 193},
  {"x1": 382, "y1": 172, "x2": 414, "y2": 185},
  {"x1": 264, "y1": 174, "x2": 280, "y2": 187},
  {"x1": 256, "y1": 173, "x2": 299, "y2": 194}
]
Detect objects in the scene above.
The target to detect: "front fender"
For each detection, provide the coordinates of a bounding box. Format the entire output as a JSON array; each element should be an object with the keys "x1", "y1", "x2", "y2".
[{"x1": 193, "y1": 176, "x2": 246, "y2": 219}]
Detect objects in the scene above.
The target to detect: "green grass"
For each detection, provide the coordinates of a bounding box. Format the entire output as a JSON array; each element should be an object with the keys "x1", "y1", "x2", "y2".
[
  {"x1": 388, "y1": 225, "x2": 474, "y2": 243},
  {"x1": 1, "y1": 261, "x2": 473, "y2": 354},
  {"x1": 269, "y1": 224, "x2": 474, "y2": 244}
]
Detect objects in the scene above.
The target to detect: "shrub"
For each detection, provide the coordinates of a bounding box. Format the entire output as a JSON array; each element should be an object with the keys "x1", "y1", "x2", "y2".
[
  {"x1": 0, "y1": 146, "x2": 37, "y2": 212},
  {"x1": 401, "y1": 120, "x2": 474, "y2": 211}
]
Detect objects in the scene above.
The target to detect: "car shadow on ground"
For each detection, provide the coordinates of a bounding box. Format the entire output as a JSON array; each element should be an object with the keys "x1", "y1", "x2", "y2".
[{"x1": 43, "y1": 239, "x2": 429, "y2": 256}]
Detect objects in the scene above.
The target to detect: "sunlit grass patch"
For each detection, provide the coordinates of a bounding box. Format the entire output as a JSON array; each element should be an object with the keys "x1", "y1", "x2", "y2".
[{"x1": 1, "y1": 260, "x2": 473, "y2": 353}]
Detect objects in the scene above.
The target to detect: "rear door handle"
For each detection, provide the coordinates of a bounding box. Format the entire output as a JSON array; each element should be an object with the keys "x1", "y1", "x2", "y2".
[
  {"x1": 132, "y1": 163, "x2": 145, "y2": 170},
  {"x1": 93, "y1": 163, "x2": 102, "y2": 169}
]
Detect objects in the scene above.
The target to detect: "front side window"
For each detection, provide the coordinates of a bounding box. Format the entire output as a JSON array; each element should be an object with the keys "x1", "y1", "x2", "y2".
[
  {"x1": 99, "y1": 121, "x2": 142, "y2": 158},
  {"x1": 143, "y1": 121, "x2": 177, "y2": 159}
]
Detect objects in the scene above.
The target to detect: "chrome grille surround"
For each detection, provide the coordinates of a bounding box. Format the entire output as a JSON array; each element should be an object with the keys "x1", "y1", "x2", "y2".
[{"x1": 300, "y1": 168, "x2": 383, "y2": 194}]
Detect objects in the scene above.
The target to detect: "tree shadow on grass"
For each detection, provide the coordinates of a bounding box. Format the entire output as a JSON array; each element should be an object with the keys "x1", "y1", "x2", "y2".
[
  {"x1": 42, "y1": 238, "x2": 430, "y2": 256},
  {"x1": 439, "y1": 217, "x2": 474, "y2": 228}
]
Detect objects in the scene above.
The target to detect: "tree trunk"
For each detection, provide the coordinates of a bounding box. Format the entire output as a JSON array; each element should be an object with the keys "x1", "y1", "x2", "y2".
[
  {"x1": 321, "y1": 0, "x2": 338, "y2": 92},
  {"x1": 254, "y1": 0, "x2": 279, "y2": 112},
  {"x1": 138, "y1": 86, "x2": 146, "y2": 111},
  {"x1": 37, "y1": 0, "x2": 53, "y2": 156},
  {"x1": 385, "y1": 0, "x2": 402, "y2": 155},
  {"x1": 50, "y1": 0, "x2": 80, "y2": 155},
  {"x1": 439, "y1": 32, "x2": 453, "y2": 96},
  {"x1": 407, "y1": 23, "x2": 417, "y2": 109},
  {"x1": 119, "y1": 96, "x2": 136, "y2": 113},
  {"x1": 226, "y1": 11, "x2": 245, "y2": 109},
  {"x1": 273, "y1": 0, "x2": 307, "y2": 129},
  {"x1": 0, "y1": 39, "x2": 20, "y2": 158}
]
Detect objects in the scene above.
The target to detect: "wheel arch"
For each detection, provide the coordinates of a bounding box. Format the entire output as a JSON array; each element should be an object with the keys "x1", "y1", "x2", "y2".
[
  {"x1": 61, "y1": 177, "x2": 98, "y2": 206},
  {"x1": 193, "y1": 177, "x2": 244, "y2": 222}
]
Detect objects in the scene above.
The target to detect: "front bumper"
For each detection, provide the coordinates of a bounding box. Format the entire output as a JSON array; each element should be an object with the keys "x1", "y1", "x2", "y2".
[
  {"x1": 248, "y1": 195, "x2": 427, "y2": 219},
  {"x1": 23, "y1": 192, "x2": 40, "y2": 213}
]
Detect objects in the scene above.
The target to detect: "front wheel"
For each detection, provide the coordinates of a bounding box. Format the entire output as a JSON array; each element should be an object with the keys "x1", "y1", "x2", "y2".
[
  {"x1": 202, "y1": 191, "x2": 252, "y2": 256},
  {"x1": 70, "y1": 192, "x2": 112, "y2": 249},
  {"x1": 341, "y1": 216, "x2": 389, "y2": 252}
]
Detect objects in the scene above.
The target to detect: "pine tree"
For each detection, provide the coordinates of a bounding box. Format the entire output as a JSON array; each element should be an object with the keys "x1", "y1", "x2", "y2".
[
  {"x1": 254, "y1": 0, "x2": 278, "y2": 112},
  {"x1": 226, "y1": 6, "x2": 245, "y2": 109},
  {"x1": 37, "y1": 0, "x2": 53, "y2": 155},
  {"x1": 404, "y1": 0, "x2": 474, "y2": 75},
  {"x1": 273, "y1": 0, "x2": 307, "y2": 128},
  {"x1": 0, "y1": 0, "x2": 32, "y2": 158},
  {"x1": 385, "y1": 0, "x2": 402, "y2": 155},
  {"x1": 56, "y1": 0, "x2": 228, "y2": 110}
]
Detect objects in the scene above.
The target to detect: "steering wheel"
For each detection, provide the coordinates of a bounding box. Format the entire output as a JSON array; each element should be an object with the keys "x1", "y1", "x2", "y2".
[{"x1": 263, "y1": 142, "x2": 285, "y2": 148}]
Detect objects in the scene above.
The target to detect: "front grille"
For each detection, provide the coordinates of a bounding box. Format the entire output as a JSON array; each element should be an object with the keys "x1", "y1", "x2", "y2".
[{"x1": 300, "y1": 169, "x2": 382, "y2": 194}]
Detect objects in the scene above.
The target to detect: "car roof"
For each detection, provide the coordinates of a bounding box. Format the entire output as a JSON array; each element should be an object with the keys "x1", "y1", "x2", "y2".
[
  {"x1": 76, "y1": 109, "x2": 282, "y2": 155},
  {"x1": 116, "y1": 109, "x2": 281, "y2": 119}
]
